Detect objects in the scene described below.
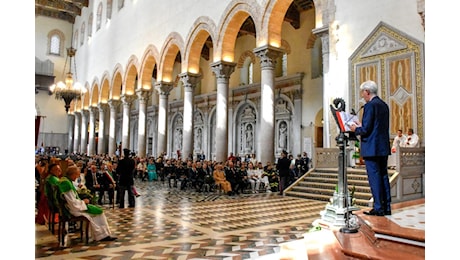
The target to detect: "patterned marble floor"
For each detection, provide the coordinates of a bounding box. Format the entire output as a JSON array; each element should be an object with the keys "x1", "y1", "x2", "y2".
[
  {"x1": 36, "y1": 180, "x2": 328, "y2": 259},
  {"x1": 35, "y1": 180, "x2": 425, "y2": 259}
]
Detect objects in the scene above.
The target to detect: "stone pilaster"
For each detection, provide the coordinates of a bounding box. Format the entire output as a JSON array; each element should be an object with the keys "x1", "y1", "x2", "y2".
[
  {"x1": 136, "y1": 89, "x2": 152, "y2": 158},
  {"x1": 155, "y1": 82, "x2": 174, "y2": 156},
  {"x1": 210, "y1": 61, "x2": 236, "y2": 162},
  {"x1": 108, "y1": 99, "x2": 121, "y2": 156},
  {"x1": 121, "y1": 94, "x2": 136, "y2": 152},
  {"x1": 254, "y1": 45, "x2": 283, "y2": 164},
  {"x1": 179, "y1": 72, "x2": 201, "y2": 161},
  {"x1": 97, "y1": 103, "x2": 109, "y2": 155},
  {"x1": 312, "y1": 25, "x2": 332, "y2": 148}
]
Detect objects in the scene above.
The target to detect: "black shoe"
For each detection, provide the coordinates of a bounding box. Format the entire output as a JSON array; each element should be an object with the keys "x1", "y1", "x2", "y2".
[
  {"x1": 384, "y1": 210, "x2": 392, "y2": 215},
  {"x1": 363, "y1": 209, "x2": 384, "y2": 216},
  {"x1": 100, "y1": 236, "x2": 117, "y2": 241}
]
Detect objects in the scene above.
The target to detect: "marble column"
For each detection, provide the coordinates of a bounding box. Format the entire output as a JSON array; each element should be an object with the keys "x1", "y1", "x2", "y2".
[
  {"x1": 155, "y1": 82, "x2": 173, "y2": 156},
  {"x1": 121, "y1": 94, "x2": 136, "y2": 152},
  {"x1": 67, "y1": 114, "x2": 75, "y2": 154},
  {"x1": 136, "y1": 89, "x2": 152, "y2": 158},
  {"x1": 97, "y1": 103, "x2": 109, "y2": 155},
  {"x1": 312, "y1": 26, "x2": 331, "y2": 148},
  {"x1": 254, "y1": 45, "x2": 283, "y2": 164},
  {"x1": 179, "y1": 72, "x2": 201, "y2": 162},
  {"x1": 80, "y1": 109, "x2": 89, "y2": 155},
  {"x1": 73, "y1": 112, "x2": 81, "y2": 153},
  {"x1": 108, "y1": 99, "x2": 121, "y2": 156},
  {"x1": 87, "y1": 106, "x2": 98, "y2": 156},
  {"x1": 210, "y1": 61, "x2": 236, "y2": 162}
]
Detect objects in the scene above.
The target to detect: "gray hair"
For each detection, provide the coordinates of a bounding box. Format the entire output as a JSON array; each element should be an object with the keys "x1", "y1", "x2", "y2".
[
  {"x1": 359, "y1": 80, "x2": 378, "y2": 95},
  {"x1": 65, "y1": 165, "x2": 80, "y2": 177}
]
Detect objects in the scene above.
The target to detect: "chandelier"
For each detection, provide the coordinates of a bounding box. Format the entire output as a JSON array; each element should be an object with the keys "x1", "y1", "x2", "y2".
[{"x1": 49, "y1": 41, "x2": 86, "y2": 113}]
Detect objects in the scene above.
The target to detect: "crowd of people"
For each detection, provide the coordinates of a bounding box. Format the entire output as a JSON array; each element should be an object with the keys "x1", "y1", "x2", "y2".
[{"x1": 35, "y1": 145, "x2": 315, "y2": 244}]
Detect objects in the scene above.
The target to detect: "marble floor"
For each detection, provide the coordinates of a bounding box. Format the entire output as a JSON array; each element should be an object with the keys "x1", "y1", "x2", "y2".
[{"x1": 35, "y1": 180, "x2": 425, "y2": 259}]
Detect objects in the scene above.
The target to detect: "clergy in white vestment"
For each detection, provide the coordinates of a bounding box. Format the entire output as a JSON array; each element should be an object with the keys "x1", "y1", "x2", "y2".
[{"x1": 59, "y1": 165, "x2": 117, "y2": 242}]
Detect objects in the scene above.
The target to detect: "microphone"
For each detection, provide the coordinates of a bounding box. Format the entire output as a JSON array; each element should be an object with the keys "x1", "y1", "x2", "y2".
[
  {"x1": 351, "y1": 105, "x2": 364, "y2": 115},
  {"x1": 345, "y1": 106, "x2": 364, "y2": 125}
]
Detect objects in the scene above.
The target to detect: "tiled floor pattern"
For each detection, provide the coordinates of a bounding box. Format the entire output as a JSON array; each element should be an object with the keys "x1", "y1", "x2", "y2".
[
  {"x1": 36, "y1": 180, "x2": 328, "y2": 259},
  {"x1": 386, "y1": 204, "x2": 425, "y2": 230},
  {"x1": 36, "y1": 180, "x2": 425, "y2": 259}
]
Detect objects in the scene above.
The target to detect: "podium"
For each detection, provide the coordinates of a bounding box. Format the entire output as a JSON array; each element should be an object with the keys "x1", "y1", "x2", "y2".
[{"x1": 319, "y1": 98, "x2": 360, "y2": 233}]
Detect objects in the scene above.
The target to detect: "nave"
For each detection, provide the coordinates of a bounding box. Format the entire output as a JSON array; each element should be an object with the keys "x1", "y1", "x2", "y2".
[{"x1": 35, "y1": 179, "x2": 425, "y2": 259}]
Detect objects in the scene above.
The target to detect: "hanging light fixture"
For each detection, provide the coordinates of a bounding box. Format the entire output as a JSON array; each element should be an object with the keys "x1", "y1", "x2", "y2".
[{"x1": 49, "y1": 26, "x2": 86, "y2": 113}]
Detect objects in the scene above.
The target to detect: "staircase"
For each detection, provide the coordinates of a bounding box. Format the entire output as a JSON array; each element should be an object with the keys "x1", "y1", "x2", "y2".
[{"x1": 284, "y1": 167, "x2": 398, "y2": 207}]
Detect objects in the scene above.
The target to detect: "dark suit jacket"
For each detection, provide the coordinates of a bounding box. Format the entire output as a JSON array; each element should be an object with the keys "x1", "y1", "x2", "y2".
[
  {"x1": 354, "y1": 96, "x2": 390, "y2": 157},
  {"x1": 117, "y1": 157, "x2": 136, "y2": 186}
]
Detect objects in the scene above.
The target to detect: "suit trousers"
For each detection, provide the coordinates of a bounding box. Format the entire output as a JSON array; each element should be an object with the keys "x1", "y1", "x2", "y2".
[
  {"x1": 363, "y1": 156, "x2": 391, "y2": 212},
  {"x1": 118, "y1": 185, "x2": 135, "y2": 208}
]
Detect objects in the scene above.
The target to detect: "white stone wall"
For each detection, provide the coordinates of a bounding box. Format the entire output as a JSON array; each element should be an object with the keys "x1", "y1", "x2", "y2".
[{"x1": 35, "y1": 0, "x2": 424, "y2": 154}]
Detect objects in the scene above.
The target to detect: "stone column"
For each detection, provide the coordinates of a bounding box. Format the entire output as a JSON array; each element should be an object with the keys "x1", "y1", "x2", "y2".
[
  {"x1": 179, "y1": 72, "x2": 201, "y2": 162},
  {"x1": 87, "y1": 107, "x2": 98, "y2": 156},
  {"x1": 136, "y1": 89, "x2": 152, "y2": 158},
  {"x1": 97, "y1": 103, "x2": 109, "y2": 155},
  {"x1": 80, "y1": 109, "x2": 89, "y2": 155},
  {"x1": 312, "y1": 26, "x2": 331, "y2": 148},
  {"x1": 121, "y1": 94, "x2": 136, "y2": 152},
  {"x1": 210, "y1": 61, "x2": 236, "y2": 162},
  {"x1": 155, "y1": 82, "x2": 173, "y2": 156},
  {"x1": 108, "y1": 99, "x2": 121, "y2": 156},
  {"x1": 67, "y1": 114, "x2": 75, "y2": 154},
  {"x1": 254, "y1": 45, "x2": 284, "y2": 164},
  {"x1": 73, "y1": 112, "x2": 81, "y2": 153}
]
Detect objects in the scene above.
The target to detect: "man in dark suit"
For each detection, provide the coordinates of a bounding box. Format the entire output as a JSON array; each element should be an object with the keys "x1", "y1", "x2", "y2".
[
  {"x1": 350, "y1": 80, "x2": 391, "y2": 216},
  {"x1": 117, "y1": 148, "x2": 136, "y2": 208},
  {"x1": 276, "y1": 150, "x2": 291, "y2": 195}
]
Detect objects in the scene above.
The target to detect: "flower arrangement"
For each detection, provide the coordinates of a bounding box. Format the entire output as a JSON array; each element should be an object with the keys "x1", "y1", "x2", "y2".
[{"x1": 77, "y1": 188, "x2": 98, "y2": 205}]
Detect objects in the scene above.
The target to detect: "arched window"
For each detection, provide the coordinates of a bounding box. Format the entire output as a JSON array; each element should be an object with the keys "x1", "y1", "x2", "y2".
[
  {"x1": 80, "y1": 22, "x2": 85, "y2": 46},
  {"x1": 238, "y1": 51, "x2": 256, "y2": 86},
  {"x1": 96, "y1": 3, "x2": 103, "y2": 31},
  {"x1": 74, "y1": 29, "x2": 79, "y2": 48},
  {"x1": 88, "y1": 13, "x2": 94, "y2": 38},
  {"x1": 47, "y1": 30, "x2": 64, "y2": 56},
  {"x1": 118, "y1": 0, "x2": 124, "y2": 10},
  {"x1": 106, "y1": 0, "x2": 113, "y2": 20}
]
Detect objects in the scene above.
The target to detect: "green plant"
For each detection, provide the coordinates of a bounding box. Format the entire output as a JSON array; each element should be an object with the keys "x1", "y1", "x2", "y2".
[{"x1": 352, "y1": 140, "x2": 360, "y2": 159}]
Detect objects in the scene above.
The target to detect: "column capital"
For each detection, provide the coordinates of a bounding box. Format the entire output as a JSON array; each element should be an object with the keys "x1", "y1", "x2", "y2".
[
  {"x1": 253, "y1": 45, "x2": 284, "y2": 69},
  {"x1": 80, "y1": 109, "x2": 89, "y2": 117},
  {"x1": 136, "y1": 88, "x2": 152, "y2": 102},
  {"x1": 210, "y1": 61, "x2": 236, "y2": 80},
  {"x1": 121, "y1": 94, "x2": 136, "y2": 105},
  {"x1": 179, "y1": 72, "x2": 202, "y2": 91},
  {"x1": 88, "y1": 106, "x2": 98, "y2": 114},
  {"x1": 108, "y1": 99, "x2": 121, "y2": 110},
  {"x1": 155, "y1": 81, "x2": 174, "y2": 96},
  {"x1": 97, "y1": 103, "x2": 109, "y2": 112}
]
